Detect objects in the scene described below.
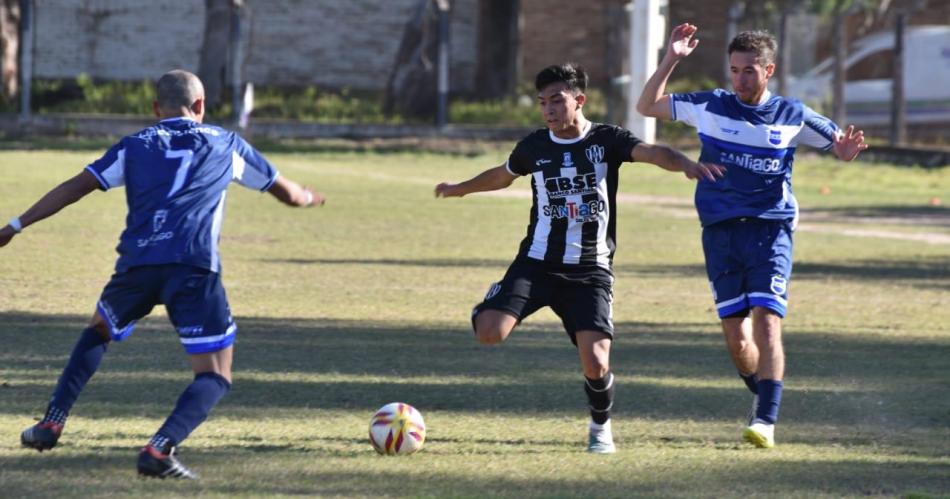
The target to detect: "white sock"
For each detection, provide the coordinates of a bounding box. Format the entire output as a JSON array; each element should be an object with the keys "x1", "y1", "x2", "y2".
[{"x1": 590, "y1": 419, "x2": 612, "y2": 431}]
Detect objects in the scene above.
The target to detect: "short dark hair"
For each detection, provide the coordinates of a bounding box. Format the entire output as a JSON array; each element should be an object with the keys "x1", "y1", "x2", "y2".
[
  {"x1": 535, "y1": 63, "x2": 588, "y2": 93},
  {"x1": 728, "y1": 30, "x2": 777, "y2": 66},
  {"x1": 156, "y1": 70, "x2": 204, "y2": 110}
]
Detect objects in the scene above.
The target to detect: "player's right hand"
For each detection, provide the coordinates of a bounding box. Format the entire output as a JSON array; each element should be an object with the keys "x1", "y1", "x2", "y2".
[
  {"x1": 303, "y1": 187, "x2": 326, "y2": 207},
  {"x1": 0, "y1": 227, "x2": 15, "y2": 248},
  {"x1": 434, "y1": 182, "x2": 459, "y2": 198},
  {"x1": 667, "y1": 23, "x2": 700, "y2": 60},
  {"x1": 684, "y1": 161, "x2": 726, "y2": 182}
]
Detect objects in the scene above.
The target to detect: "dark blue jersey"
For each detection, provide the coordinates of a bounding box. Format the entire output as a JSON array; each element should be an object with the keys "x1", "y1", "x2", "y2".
[
  {"x1": 85, "y1": 117, "x2": 278, "y2": 273},
  {"x1": 671, "y1": 89, "x2": 840, "y2": 228}
]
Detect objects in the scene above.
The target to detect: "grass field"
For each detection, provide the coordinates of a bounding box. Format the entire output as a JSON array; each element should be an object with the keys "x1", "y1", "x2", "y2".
[{"x1": 0, "y1": 146, "x2": 948, "y2": 498}]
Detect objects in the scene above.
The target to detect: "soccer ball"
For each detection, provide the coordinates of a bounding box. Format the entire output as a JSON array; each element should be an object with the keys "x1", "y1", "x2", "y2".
[{"x1": 368, "y1": 402, "x2": 426, "y2": 455}]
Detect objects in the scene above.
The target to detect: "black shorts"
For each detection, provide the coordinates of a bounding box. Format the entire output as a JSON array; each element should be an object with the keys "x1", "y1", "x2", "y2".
[{"x1": 472, "y1": 258, "x2": 615, "y2": 344}]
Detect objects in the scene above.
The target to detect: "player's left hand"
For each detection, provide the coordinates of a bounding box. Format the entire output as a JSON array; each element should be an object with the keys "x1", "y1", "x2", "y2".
[
  {"x1": 0, "y1": 226, "x2": 15, "y2": 248},
  {"x1": 683, "y1": 161, "x2": 726, "y2": 182},
  {"x1": 832, "y1": 125, "x2": 869, "y2": 161}
]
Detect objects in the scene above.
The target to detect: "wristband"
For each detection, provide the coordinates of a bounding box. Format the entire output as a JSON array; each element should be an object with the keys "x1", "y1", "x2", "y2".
[
  {"x1": 8, "y1": 216, "x2": 22, "y2": 233},
  {"x1": 304, "y1": 191, "x2": 314, "y2": 206}
]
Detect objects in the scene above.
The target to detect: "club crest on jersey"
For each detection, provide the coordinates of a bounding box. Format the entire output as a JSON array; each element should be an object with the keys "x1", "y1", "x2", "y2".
[
  {"x1": 562, "y1": 152, "x2": 574, "y2": 167},
  {"x1": 153, "y1": 209, "x2": 168, "y2": 232},
  {"x1": 770, "y1": 275, "x2": 787, "y2": 295},
  {"x1": 768, "y1": 128, "x2": 782, "y2": 146},
  {"x1": 585, "y1": 144, "x2": 605, "y2": 165}
]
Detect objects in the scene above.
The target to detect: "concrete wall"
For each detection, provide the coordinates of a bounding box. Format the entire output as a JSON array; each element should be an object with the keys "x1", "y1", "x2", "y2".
[{"x1": 32, "y1": 0, "x2": 478, "y2": 92}]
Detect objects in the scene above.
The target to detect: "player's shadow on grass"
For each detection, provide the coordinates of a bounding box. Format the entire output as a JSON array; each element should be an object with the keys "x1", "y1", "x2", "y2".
[
  {"x1": 793, "y1": 255, "x2": 950, "y2": 290},
  {"x1": 802, "y1": 204, "x2": 950, "y2": 228},
  {"x1": 2, "y1": 449, "x2": 948, "y2": 497},
  {"x1": 2, "y1": 311, "x2": 947, "y2": 439},
  {"x1": 262, "y1": 257, "x2": 513, "y2": 268}
]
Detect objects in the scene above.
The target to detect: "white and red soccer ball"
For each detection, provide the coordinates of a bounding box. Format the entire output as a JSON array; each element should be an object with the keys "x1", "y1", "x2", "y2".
[{"x1": 369, "y1": 402, "x2": 426, "y2": 455}]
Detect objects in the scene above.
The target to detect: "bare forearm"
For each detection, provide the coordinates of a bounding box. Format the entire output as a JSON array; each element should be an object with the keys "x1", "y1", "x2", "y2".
[
  {"x1": 19, "y1": 178, "x2": 94, "y2": 229},
  {"x1": 636, "y1": 55, "x2": 679, "y2": 117},
  {"x1": 268, "y1": 176, "x2": 322, "y2": 207},
  {"x1": 440, "y1": 166, "x2": 515, "y2": 197}
]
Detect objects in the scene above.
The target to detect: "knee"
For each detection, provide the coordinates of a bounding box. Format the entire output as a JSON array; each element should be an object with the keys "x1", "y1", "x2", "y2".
[
  {"x1": 583, "y1": 363, "x2": 609, "y2": 380},
  {"x1": 474, "y1": 325, "x2": 506, "y2": 345},
  {"x1": 473, "y1": 313, "x2": 512, "y2": 345},
  {"x1": 88, "y1": 320, "x2": 112, "y2": 343},
  {"x1": 753, "y1": 308, "x2": 783, "y2": 345}
]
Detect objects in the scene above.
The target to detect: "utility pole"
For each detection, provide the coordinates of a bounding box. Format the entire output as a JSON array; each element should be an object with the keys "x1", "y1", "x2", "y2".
[
  {"x1": 435, "y1": 0, "x2": 450, "y2": 128},
  {"x1": 17, "y1": 0, "x2": 31, "y2": 122},
  {"x1": 626, "y1": 0, "x2": 664, "y2": 143},
  {"x1": 889, "y1": 11, "x2": 906, "y2": 146}
]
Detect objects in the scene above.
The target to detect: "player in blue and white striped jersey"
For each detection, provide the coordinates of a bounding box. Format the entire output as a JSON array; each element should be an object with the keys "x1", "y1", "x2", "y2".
[
  {"x1": 637, "y1": 24, "x2": 868, "y2": 448},
  {"x1": 2, "y1": 70, "x2": 324, "y2": 478}
]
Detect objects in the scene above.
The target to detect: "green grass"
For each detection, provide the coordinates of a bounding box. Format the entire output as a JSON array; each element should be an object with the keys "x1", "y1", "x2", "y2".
[{"x1": 0, "y1": 148, "x2": 948, "y2": 497}]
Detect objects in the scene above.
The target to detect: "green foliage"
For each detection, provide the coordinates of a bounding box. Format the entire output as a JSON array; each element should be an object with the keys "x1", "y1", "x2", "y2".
[{"x1": 6, "y1": 78, "x2": 615, "y2": 127}]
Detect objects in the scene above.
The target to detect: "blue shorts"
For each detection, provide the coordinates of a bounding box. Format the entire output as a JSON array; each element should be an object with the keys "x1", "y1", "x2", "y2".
[
  {"x1": 702, "y1": 218, "x2": 793, "y2": 319},
  {"x1": 96, "y1": 264, "x2": 236, "y2": 354}
]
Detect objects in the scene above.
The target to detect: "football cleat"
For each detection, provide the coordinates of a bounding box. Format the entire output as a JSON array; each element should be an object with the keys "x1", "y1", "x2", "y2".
[
  {"x1": 743, "y1": 418, "x2": 775, "y2": 448},
  {"x1": 21, "y1": 422, "x2": 63, "y2": 452},
  {"x1": 137, "y1": 445, "x2": 199, "y2": 480},
  {"x1": 746, "y1": 394, "x2": 759, "y2": 426},
  {"x1": 587, "y1": 424, "x2": 616, "y2": 454}
]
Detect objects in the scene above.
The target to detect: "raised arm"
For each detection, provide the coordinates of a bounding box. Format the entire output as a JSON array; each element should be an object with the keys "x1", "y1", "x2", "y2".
[
  {"x1": 0, "y1": 169, "x2": 101, "y2": 248},
  {"x1": 636, "y1": 23, "x2": 699, "y2": 120},
  {"x1": 434, "y1": 164, "x2": 518, "y2": 198},
  {"x1": 631, "y1": 142, "x2": 725, "y2": 182},
  {"x1": 267, "y1": 176, "x2": 325, "y2": 207}
]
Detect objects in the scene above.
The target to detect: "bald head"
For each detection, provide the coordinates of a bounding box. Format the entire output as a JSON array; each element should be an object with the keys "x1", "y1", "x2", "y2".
[{"x1": 155, "y1": 70, "x2": 205, "y2": 116}]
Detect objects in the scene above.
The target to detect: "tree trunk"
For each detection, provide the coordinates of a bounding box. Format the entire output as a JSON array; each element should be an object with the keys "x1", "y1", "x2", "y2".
[
  {"x1": 889, "y1": 11, "x2": 905, "y2": 146},
  {"x1": 383, "y1": 0, "x2": 441, "y2": 119},
  {"x1": 776, "y1": 5, "x2": 790, "y2": 96},
  {"x1": 198, "y1": 0, "x2": 235, "y2": 108},
  {"x1": 475, "y1": 0, "x2": 519, "y2": 99},
  {"x1": 0, "y1": 0, "x2": 19, "y2": 101},
  {"x1": 831, "y1": 0, "x2": 847, "y2": 125}
]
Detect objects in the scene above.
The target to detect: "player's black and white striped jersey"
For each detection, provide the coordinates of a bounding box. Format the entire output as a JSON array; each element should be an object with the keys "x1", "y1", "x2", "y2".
[{"x1": 506, "y1": 122, "x2": 642, "y2": 270}]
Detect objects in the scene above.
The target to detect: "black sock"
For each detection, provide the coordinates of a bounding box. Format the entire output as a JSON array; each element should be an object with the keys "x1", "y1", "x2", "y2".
[
  {"x1": 740, "y1": 372, "x2": 759, "y2": 395},
  {"x1": 584, "y1": 372, "x2": 614, "y2": 425}
]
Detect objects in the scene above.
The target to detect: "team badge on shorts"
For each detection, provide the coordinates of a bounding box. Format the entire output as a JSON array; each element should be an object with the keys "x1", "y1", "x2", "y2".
[
  {"x1": 484, "y1": 282, "x2": 502, "y2": 300},
  {"x1": 770, "y1": 275, "x2": 787, "y2": 295}
]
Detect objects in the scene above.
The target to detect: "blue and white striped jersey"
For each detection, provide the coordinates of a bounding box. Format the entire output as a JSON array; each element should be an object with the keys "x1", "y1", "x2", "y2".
[
  {"x1": 85, "y1": 117, "x2": 279, "y2": 273},
  {"x1": 671, "y1": 89, "x2": 840, "y2": 227}
]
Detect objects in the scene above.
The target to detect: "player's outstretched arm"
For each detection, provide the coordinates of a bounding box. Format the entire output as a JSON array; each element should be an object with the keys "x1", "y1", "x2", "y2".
[
  {"x1": 267, "y1": 176, "x2": 325, "y2": 207},
  {"x1": 832, "y1": 125, "x2": 869, "y2": 161},
  {"x1": 0, "y1": 170, "x2": 100, "y2": 248},
  {"x1": 631, "y1": 142, "x2": 725, "y2": 182},
  {"x1": 636, "y1": 23, "x2": 699, "y2": 120},
  {"x1": 435, "y1": 165, "x2": 517, "y2": 198}
]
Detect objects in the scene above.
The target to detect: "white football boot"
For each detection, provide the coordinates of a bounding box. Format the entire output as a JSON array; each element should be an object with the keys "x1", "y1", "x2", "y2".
[
  {"x1": 743, "y1": 418, "x2": 775, "y2": 448},
  {"x1": 587, "y1": 420, "x2": 616, "y2": 454}
]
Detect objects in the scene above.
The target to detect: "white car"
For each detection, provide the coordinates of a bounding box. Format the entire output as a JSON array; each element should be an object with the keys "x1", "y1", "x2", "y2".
[{"x1": 786, "y1": 25, "x2": 950, "y2": 125}]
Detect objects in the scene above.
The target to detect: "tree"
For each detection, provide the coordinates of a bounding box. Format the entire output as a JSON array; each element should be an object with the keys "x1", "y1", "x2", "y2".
[
  {"x1": 383, "y1": 0, "x2": 443, "y2": 120},
  {"x1": 198, "y1": 0, "x2": 240, "y2": 108}
]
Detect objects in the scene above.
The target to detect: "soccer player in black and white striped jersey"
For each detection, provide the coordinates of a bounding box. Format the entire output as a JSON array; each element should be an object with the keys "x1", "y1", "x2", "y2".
[{"x1": 435, "y1": 63, "x2": 724, "y2": 453}]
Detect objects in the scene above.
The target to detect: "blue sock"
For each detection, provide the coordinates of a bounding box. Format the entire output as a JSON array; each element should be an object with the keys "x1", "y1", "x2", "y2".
[
  {"x1": 740, "y1": 372, "x2": 758, "y2": 395},
  {"x1": 755, "y1": 379, "x2": 783, "y2": 424},
  {"x1": 45, "y1": 327, "x2": 109, "y2": 422},
  {"x1": 153, "y1": 372, "x2": 231, "y2": 447}
]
